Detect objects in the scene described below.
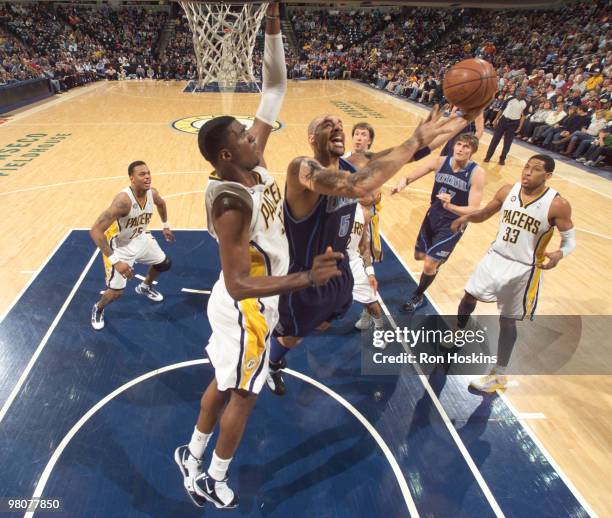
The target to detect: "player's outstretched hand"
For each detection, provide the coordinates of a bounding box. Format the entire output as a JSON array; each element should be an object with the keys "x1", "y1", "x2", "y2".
[
  {"x1": 539, "y1": 250, "x2": 563, "y2": 270},
  {"x1": 391, "y1": 176, "x2": 408, "y2": 195},
  {"x1": 309, "y1": 246, "x2": 343, "y2": 286},
  {"x1": 450, "y1": 216, "x2": 468, "y2": 233},
  {"x1": 163, "y1": 228, "x2": 176, "y2": 242},
  {"x1": 410, "y1": 105, "x2": 457, "y2": 150},
  {"x1": 115, "y1": 261, "x2": 134, "y2": 279}
]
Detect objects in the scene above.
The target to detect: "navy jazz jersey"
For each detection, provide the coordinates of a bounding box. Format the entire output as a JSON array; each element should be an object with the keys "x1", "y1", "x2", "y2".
[
  {"x1": 275, "y1": 157, "x2": 357, "y2": 337},
  {"x1": 415, "y1": 156, "x2": 477, "y2": 262},
  {"x1": 429, "y1": 156, "x2": 477, "y2": 222},
  {"x1": 284, "y1": 157, "x2": 357, "y2": 269}
]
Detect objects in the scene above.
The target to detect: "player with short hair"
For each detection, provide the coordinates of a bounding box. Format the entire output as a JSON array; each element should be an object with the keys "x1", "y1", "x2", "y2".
[
  {"x1": 173, "y1": 6, "x2": 341, "y2": 510},
  {"x1": 349, "y1": 200, "x2": 385, "y2": 332},
  {"x1": 392, "y1": 133, "x2": 486, "y2": 312},
  {"x1": 451, "y1": 154, "x2": 575, "y2": 392},
  {"x1": 89, "y1": 160, "x2": 175, "y2": 330}
]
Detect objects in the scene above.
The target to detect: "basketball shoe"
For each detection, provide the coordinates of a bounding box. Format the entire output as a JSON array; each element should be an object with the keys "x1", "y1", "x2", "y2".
[
  {"x1": 469, "y1": 369, "x2": 508, "y2": 393},
  {"x1": 135, "y1": 283, "x2": 163, "y2": 302},
  {"x1": 193, "y1": 472, "x2": 239, "y2": 509},
  {"x1": 355, "y1": 309, "x2": 373, "y2": 330},
  {"x1": 266, "y1": 358, "x2": 287, "y2": 396},
  {"x1": 174, "y1": 445, "x2": 206, "y2": 507},
  {"x1": 91, "y1": 303, "x2": 105, "y2": 330}
]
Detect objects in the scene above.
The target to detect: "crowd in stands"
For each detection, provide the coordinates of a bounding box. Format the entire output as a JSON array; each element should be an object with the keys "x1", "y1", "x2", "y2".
[
  {"x1": 1, "y1": 1, "x2": 611, "y2": 167},
  {"x1": 0, "y1": 3, "x2": 166, "y2": 90}
]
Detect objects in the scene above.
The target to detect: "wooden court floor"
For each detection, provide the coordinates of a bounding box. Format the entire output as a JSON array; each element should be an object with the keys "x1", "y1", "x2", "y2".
[{"x1": 0, "y1": 80, "x2": 610, "y2": 514}]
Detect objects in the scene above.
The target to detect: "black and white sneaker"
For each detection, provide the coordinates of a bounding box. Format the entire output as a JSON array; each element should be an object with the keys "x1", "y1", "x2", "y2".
[
  {"x1": 91, "y1": 303, "x2": 105, "y2": 330},
  {"x1": 193, "y1": 472, "x2": 239, "y2": 509},
  {"x1": 401, "y1": 294, "x2": 424, "y2": 313},
  {"x1": 174, "y1": 445, "x2": 206, "y2": 507},
  {"x1": 266, "y1": 358, "x2": 286, "y2": 396},
  {"x1": 135, "y1": 283, "x2": 163, "y2": 302}
]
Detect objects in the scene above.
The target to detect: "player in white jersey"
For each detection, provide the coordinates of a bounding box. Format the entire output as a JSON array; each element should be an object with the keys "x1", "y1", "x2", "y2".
[
  {"x1": 173, "y1": 4, "x2": 342, "y2": 510},
  {"x1": 348, "y1": 202, "x2": 385, "y2": 334},
  {"x1": 89, "y1": 160, "x2": 175, "y2": 330},
  {"x1": 451, "y1": 154, "x2": 575, "y2": 392}
]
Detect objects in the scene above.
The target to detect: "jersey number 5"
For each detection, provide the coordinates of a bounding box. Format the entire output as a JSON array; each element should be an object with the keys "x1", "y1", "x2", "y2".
[{"x1": 502, "y1": 227, "x2": 520, "y2": 244}]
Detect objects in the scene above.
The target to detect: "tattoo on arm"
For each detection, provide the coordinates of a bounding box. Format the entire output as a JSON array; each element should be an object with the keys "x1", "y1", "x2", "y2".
[{"x1": 302, "y1": 158, "x2": 382, "y2": 197}]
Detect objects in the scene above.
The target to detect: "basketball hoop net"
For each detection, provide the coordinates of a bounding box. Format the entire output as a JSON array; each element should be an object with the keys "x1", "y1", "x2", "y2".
[{"x1": 179, "y1": 2, "x2": 268, "y2": 89}]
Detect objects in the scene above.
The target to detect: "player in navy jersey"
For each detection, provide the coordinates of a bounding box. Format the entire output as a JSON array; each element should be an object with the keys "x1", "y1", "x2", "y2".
[
  {"x1": 392, "y1": 133, "x2": 486, "y2": 311},
  {"x1": 266, "y1": 107, "x2": 473, "y2": 395}
]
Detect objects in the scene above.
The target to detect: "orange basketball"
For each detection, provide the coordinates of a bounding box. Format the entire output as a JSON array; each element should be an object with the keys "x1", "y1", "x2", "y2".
[{"x1": 443, "y1": 58, "x2": 498, "y2": 110}]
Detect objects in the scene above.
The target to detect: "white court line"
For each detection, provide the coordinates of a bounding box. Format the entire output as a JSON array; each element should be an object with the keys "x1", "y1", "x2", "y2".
[
  {"x1": 375, "y1": 294, "x2": 505, "y2": 517},
  {"x1": 575, "y1": 227, "x2": 612, "y2": 241},
  {"x1": 165, "y1": 190, "x2": 203, "y2": 200},
  {"x1": 27, "y1": 360, "x2": 419, "y2": 518},
  {"x1": 0, "y1": 230, "x2": 72, "y2": 325},
  {"x1": 0, "y1": 171, "x2": 206, "y2": 197},
  {"x1": 135, "y1": 274, "x2": 157, "y2": 285},
  {"x1": 181, "y1": 288, "x2": 211, "y2": 295},
  {"x1": 515, "y1": 412, "x2": 547, "y2": 420},
  {"x1": 0, "y1": 248, "x2": 99, "y2": 426},
  {"x1": 380, "y1": 231, "x2": 597, "y2": 517}
]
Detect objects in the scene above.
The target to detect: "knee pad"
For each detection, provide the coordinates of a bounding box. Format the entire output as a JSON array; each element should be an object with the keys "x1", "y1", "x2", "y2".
[{"x1": 153, "y1": 257, "x2": 172, "y2": 272}]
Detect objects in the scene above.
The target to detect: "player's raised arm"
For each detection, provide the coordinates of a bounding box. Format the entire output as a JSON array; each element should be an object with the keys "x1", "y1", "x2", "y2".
[
  {"x1": 249, "y1": 3, "x2": 286, "y2": 164},
  {"x1": 212, "y1": 195, "x2": 343, "y2": 300},
  {"x1": 450, "y1": 184, "x2": 513, "y2": 232},
  {"x1": 540, "y1": 196, "x2": 575, "y2": 270},
  {"x1": 391, "y1": 155, "x2": 442, "y2": 194},
  {"x1": 292, "y1": 110, "x2": 459, "y2": 198},
  {"x1": 152, "y1": 188, "x2": 175, "y2": 242}
]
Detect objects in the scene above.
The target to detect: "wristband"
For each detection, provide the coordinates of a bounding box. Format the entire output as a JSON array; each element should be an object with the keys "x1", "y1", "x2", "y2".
[
  {"x1": 365, "y1": 266, "x2": 375, "y2": 276},
  {"x1": 108, "y1": 253, "x2": 120, "y2": 265},
  {"x1": 163, "y1": 221, "x2": 170, "y2": 229},
  {"x1": 266, "y1": 15, "x2": 280, "y2": 20}
]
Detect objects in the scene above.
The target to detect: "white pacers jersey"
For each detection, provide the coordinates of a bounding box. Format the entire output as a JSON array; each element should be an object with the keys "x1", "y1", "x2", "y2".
[
  {"x1": 204, "y1": 166, "x2": 289, "y2": 394},
  {"x1": 347, "y1": 203, "x2": 366, "y2": 259},
  {"x1": 105, "y1": 187, "x2": 154, "y2": 248},
  {"x1": 491, "y1": 183, "x2": 558, "y2": 266}
]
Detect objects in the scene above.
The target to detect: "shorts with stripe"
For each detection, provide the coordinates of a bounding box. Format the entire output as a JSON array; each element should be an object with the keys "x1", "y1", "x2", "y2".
[
  {"x1": 415, "y1": 212, "x2": 463, "y2": 262},
  {"x1": 465, "y1": 249, "x2": 542, "y2": 320},
  {"x1": 206, "y1": 277, "x2": 277, "y2": 394},
  {"x1": 104, "y1": 232, "x2": 166, "y2": 290}
]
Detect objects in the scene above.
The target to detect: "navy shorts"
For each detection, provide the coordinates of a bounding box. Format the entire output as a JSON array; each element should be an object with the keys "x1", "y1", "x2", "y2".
[
  {"x1": 275, "y1": 261, "x2": 353, "y2": 337},
  {"x1": 415, "y1": 212, "x2": 464, "y2": 262}
]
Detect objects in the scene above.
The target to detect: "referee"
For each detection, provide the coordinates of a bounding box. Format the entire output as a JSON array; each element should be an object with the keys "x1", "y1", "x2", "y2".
[{"x1": 484, "y1": 88, "x2": 527, "y2": 165}]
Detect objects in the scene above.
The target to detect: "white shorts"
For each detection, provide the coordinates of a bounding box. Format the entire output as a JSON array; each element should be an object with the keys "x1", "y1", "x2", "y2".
[
  {"x1": 465, "y1": 249, "x2": 543, "y2": 320},
  {"x1": 206, "y1": 276, "x2": 279, "y2": 394},
  {"x1": 349, "y1": 253, "x2": 377, "y2": 305},
  {"x1": 104, "y1": 232, "x2": 166, "y2": 290}
]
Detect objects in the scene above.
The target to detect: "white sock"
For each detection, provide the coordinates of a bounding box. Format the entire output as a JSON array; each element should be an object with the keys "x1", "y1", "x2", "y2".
[
  {"x1": 208, "y1": 450, "x2": 232, "y2": 482},
  {"x1": 188, "y1": 426, "x2": 211, "y2": 460},
  {"x1": 373, "y1": 317, "x2": 384, "y2": 328}
]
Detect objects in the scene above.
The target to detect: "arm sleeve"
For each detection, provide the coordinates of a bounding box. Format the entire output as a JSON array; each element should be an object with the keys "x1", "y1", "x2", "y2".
[{"x1": 255, "y1": 33, "x2": 287, "y2": 125}]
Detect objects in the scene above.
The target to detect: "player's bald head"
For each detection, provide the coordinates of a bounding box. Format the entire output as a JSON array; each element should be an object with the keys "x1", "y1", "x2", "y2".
[{"x1": 308, "y1": 116, "x2": 326, "y2": 137}]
